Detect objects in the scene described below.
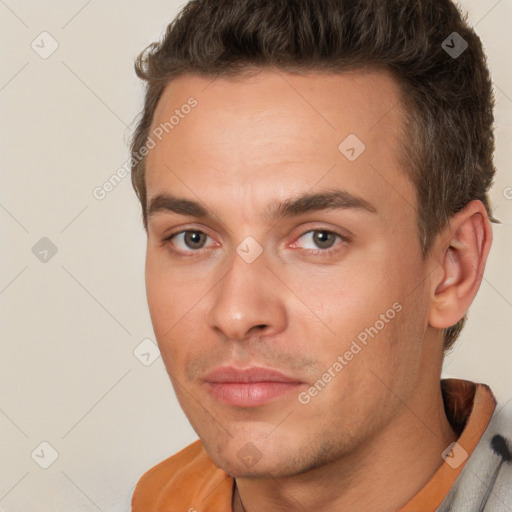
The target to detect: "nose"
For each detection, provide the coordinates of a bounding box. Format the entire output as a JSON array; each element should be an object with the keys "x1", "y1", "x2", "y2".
[{"x1": 206, "y1": 249, "x2": 287, "y2": 342}]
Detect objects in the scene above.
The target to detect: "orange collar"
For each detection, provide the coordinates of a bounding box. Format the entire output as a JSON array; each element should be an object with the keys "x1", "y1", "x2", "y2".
[{"x1": 398, "y1": 379, "x2": 496, "y2": 511}]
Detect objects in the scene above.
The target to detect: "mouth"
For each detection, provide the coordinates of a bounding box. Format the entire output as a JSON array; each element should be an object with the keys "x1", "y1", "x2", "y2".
[{"x1": 203, "y1": 366, "x2": 305, "y2": 407}]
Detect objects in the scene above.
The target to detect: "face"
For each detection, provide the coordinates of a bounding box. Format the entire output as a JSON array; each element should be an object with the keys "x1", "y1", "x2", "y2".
[{"x1": 144, "y1": 69, "x2": 435, "y2": 478}]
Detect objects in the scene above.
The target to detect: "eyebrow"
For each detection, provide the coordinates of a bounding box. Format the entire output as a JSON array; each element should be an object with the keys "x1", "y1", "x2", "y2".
[{"x1": 147, "y1": 189, "x2": 377, "y2": 223}]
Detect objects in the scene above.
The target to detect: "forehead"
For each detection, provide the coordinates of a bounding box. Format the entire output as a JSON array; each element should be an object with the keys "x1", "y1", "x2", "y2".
[{"x1": 145, "y1": 68, "x2": 415, "y2": 224}]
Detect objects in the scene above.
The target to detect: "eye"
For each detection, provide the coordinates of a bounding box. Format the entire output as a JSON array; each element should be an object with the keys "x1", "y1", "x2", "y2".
[
  {"x1": 163, "y1": 230, "x2": 218, "y2": 254},
  {"x1": 292, "y1": 229, "x2": 348, "y2": 252},
  {"x1": 162, "y1": 228, "x2": 348, "y2": 257}
]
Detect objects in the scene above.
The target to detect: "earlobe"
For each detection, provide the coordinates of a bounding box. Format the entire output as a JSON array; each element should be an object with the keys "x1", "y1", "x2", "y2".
[{"x1": 429, "y1": 201, "x2": 493, "y2": 330}]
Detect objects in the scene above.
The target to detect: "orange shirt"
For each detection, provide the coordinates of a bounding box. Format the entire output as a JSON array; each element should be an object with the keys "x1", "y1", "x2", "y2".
[{"x1": 132, "y1": 378, "x2": 496, "y2": 512}]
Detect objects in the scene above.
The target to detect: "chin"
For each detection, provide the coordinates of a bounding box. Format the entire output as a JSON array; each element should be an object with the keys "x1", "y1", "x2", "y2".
[
  {"x1": 213, "y1": 456, "x2": 294, "y2": 479},
  {"x1": 201, "y1": 439, "x2": 323, "y2": 479}
]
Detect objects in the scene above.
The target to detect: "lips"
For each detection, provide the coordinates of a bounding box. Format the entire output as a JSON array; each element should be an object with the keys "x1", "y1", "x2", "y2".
[{"x1": 203, "y1": 366, "x2": 304, "y2": 407}]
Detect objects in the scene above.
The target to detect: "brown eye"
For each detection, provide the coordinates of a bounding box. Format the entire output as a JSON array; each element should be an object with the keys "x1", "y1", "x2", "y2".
[
  {"x1": 295, "y1": 230, "x2": 346, "y2": 251},
  {"x1": 163, "y1": 230, "x2": 216, "y2": 254},
  {"x1": 183, "y1": 231, "x2": 207, "y2": 249},
  {"x1": 312, "y1": 231, "x2": 337, "y2": 249}
]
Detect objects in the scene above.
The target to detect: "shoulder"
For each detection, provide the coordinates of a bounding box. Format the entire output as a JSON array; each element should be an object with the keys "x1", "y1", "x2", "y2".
[
  {"x1": 134, "y1": 439, "x2": 207, "y2": 489},
  {"x1": 131, "y1": 440, "x2": 233, "y2": 512},
  {"x1": 437, "y1": 390, "x2": 512, "y2": 511}
]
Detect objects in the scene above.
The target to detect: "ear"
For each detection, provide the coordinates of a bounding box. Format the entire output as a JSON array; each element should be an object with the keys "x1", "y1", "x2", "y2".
[{"x1": 428, "y1": 200, "x2": 493, "y2": 330}]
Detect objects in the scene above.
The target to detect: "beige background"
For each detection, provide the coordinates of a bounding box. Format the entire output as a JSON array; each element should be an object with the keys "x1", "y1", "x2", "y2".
[{"x1": 0, "y1": 0, "x2": 511, "y2": 510}]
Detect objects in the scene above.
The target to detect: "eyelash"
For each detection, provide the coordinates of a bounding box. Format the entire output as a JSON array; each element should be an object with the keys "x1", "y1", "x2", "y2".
[{"x1": 161, "y1": 228, "x2": 350, "y2": 258}]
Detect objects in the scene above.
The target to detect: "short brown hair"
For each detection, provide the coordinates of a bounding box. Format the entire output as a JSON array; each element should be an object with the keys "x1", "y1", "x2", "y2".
[{"x1": 130, "y1": 0, "x2": 498, "y2": 351}]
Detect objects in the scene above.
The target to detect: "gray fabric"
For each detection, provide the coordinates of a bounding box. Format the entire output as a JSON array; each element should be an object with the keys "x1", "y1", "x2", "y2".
[{"x1": 436, "y1": 402, "x2": 512, "y2": 512}]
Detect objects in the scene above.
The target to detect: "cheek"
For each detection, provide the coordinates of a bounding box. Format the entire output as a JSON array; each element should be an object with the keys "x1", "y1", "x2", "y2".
[
  {"x1": 145, "y1": 254, "x2": 171, "y2": 333},
  {"x1": 145, "y1": 250, "x2": 196, "y2": 328},
  {"x1": 298, "y1": 250, "x2": 423, "y2": 377},
  {"x1": 145, "y1": 253, "x2": 183, "y2": 363},
  {"x1": 284, "y1": 256, "x2": 398, "y2": 346},
  {"x1": 144, "y1": 251, "x2": 210, "y2": 368}
]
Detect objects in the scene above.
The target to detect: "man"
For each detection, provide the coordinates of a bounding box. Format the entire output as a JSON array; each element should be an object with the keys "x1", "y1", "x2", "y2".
[{"x1": 129, "y1": 0, "x2": 512, "y2": 510}]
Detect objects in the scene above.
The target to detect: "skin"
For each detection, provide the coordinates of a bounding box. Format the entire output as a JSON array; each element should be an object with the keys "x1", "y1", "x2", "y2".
[{"x1": 143, "y1": 68, "x2": 493, "y2": 512}]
